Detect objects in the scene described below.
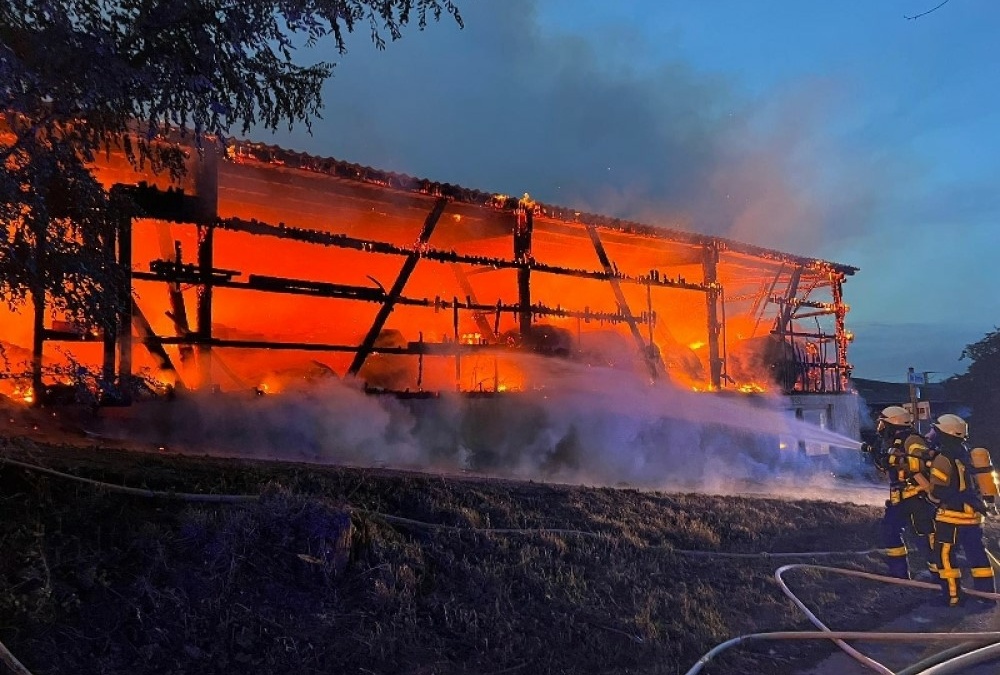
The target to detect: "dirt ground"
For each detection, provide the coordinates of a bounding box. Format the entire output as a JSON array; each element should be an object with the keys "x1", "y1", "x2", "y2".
[{"x1": 2, "y1": 398, "x2": 999, "y2": 675}]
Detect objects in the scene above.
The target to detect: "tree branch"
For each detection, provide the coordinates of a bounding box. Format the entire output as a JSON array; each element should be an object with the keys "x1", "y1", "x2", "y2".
[{"x1": 905, "y1": 0, "x2": 951, "y2": 20}]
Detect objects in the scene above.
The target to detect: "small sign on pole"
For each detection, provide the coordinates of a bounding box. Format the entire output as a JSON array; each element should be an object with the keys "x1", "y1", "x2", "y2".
[
  {"x1": 907, "y1": 371, "x2": 926, "y2": 385},
  {"x1": 903, "y1": 401, "x2": 932, "y2": 421}
]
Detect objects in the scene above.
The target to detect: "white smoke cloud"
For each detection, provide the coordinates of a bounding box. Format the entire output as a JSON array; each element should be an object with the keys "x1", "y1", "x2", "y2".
[{"x1": 95, "y1": 354, "x2": 879, "y2": 505}]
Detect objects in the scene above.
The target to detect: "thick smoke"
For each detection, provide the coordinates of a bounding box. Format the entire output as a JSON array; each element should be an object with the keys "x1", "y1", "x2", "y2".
[
  {"x1": 32, "y1": 3, "x2": 886, "y2": 505},
  {"x1": 270, "y1": 1, "x2": 888, "y2": 258},
  {"x1": 94, "y1": 353, "x2": 879, "y2": 505}
]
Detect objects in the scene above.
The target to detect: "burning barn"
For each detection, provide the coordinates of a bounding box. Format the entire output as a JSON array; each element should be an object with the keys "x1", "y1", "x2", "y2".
[{"x1": 1, "y1": 139, "x2": 860, "y2": 444}]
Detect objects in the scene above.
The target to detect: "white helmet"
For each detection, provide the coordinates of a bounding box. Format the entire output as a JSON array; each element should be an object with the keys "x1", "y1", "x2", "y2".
[
  {"x1": 879, "y1": 405, "x2": 913, "y2": 427},
  {"x1": 933, "y1": 414, "x2": 968, "y2": 440}
]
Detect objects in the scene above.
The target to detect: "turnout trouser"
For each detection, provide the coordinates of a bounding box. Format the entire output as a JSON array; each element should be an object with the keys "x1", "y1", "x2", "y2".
[
  {"x1": 881, "y1": 495, "x2": 936, "y2": 579},
  {"x1": 934, "y1": 519, "x2": 995, "y2": 606}
]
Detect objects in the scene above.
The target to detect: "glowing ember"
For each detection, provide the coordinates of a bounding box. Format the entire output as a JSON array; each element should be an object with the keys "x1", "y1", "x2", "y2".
[{"x1": 10, "y1": 384, "x2": 34, "y2": 405}]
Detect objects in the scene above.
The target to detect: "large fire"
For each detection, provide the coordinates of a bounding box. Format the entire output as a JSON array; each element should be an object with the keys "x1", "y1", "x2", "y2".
[{"x1": 0, "y1": 141, "x2": 855, "y2": 405}]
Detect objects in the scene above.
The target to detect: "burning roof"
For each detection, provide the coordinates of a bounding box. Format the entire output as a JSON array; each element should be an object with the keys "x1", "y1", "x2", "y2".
[{"x1": 225, "y1": 140, "x2": 857, "y2": 277}]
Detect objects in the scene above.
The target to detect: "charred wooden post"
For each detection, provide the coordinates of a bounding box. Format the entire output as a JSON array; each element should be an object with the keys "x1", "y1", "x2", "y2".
[
  {"x1": 832, "y1": 271, "x2": 850, "y2": 393},
  {"x1": 702, "y1": 242, "x2": 723, "y2": 390},
  {"x1": 751, "y1": 264, "x2": 785, "y2": 336},
  {"x1": 348, "y1": 198, "x2": 448, "y2": 376},
  {"x1": 194, "y1": 146, "x2": 219, "y2": 389},
  {"x1": 131, "y1": 299, "x2": 179, "y2": 376},
  {"x1": 102, "y1": 220, "x2": 118, "y2": 385},
  {"x1": 775, "y1": 267, "x2": 802, "y2": 336},
  {"x1": 772, "y1": 267, "x2": 802, "y2": 391},
  {"x1": 417, "y1": 332, "x2": 424, "y2": 390},
  {"x1": 453, "y1": 295, "x2": 461, "y2": 390},
  {"x1": 169, "y1": 241, "x2": 195, "y2": 364},
  {"x1": 196, "y1": 224, "x2": 214, "y2": 387},
  {"x1": 584, "y1": 224, "x2": 660, "y2": 381},
  {"x1": 450, "y1": 263, "x2": 495, "y2": 340},
  {"x1": 645, "y1": 281, "x2": 655, "y2": 351},
  {"x1": 514, "y1": 200, "x2": 533, "y2": 340},
  {"x1": 117, "y1": 212, "x2": 133, "y2": 404}
]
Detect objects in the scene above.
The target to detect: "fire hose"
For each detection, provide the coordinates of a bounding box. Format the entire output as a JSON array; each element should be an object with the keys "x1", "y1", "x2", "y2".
[{"x1": 3, "y1": 455, "x2": 1000, "y2": 675}]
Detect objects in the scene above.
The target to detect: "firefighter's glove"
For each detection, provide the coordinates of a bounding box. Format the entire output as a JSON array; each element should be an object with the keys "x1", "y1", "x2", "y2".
[{"x1": 971, "y1": 497, "x2": 991, "y2": 516}]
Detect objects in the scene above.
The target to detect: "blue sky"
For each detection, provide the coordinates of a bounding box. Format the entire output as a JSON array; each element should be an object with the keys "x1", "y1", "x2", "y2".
[{"x1": 264, "y1": 0, "x2": 1000, "y2": 382}]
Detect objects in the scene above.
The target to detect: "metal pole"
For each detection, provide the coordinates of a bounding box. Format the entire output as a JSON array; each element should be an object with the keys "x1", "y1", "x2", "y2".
[{"x1": 908, "y1": 367, "x2": 919, "y2": 433}]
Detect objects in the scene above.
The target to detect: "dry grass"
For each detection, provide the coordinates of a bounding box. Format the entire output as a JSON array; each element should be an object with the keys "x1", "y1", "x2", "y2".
[{"x1": 0, "y1": 434, "x2": 969, "y2": 675}]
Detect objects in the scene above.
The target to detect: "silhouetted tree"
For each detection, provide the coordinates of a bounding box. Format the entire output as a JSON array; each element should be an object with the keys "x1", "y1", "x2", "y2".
[
  {"x1": 0, "y1": 0, "x2": 462, "y2": 394},
  {"x1": 945, "y1": 327, "x2": 1000, "y2": 449}
]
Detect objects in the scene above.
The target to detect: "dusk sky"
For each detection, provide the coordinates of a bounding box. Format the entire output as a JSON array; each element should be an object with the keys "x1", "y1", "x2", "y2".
[{"x1": 263, "y1": 0, "x2": 1000, "y2": 383}]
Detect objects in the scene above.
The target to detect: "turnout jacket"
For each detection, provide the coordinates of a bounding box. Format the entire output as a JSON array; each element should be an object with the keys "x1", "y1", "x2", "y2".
[
  {"x1": 886, "y1": 432, "x2": 934, "y2": 502},
  {"x1": 927, "y1": 442, "x2": 987, "y2": 525}
]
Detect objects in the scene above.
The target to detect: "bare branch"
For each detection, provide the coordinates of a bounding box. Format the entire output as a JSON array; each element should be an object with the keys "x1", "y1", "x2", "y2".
[{"x1": 905, "y1": 0, "x2": 952, "y2": 20}]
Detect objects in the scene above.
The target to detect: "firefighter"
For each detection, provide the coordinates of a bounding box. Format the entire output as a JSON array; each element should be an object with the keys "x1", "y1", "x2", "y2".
[
  {"x1": 876, "y1": 405, "x2": 937, "y2": 579},
  {"x1": 925, "y1": 413, "x2": 997, "y2": 608}
]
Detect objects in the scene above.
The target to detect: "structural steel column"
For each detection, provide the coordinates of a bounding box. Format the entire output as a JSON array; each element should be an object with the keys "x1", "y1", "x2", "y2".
[
  {"x1": 702, "y1": 242, "x2": 723, "y2": 390},
  {"x1": 348, "y1": 198, "x2": 448, "y2": 376}
]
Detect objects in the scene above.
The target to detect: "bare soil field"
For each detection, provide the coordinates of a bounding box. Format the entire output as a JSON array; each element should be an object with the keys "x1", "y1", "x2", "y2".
[{"x1": 1, "y1": 399, "x2": 998, "y2": 675}]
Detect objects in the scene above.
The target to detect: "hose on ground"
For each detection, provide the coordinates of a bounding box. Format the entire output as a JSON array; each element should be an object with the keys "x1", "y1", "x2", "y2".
[
  {"x1": 685, "y1": 563, "x2": 1000, "y2": 675},
  {"x1": 0, "y1": 641, "x2": 33, "y2": 675},
  {"x1": 6, "y1": 453, "x2": 1000, "y2": 675},
  {"x1": 915, "y1": 641, "x2": 1000, "y2": 675},
  {"x1": 683, "y1": 630, "x2": 1000, "y2": 675},
  {"x1": 2, "y1": 455, "x2": 888, "y2": 553},
  {"x1": 777, "y1": 564, "x2": 1000, "y2": 674},
  {"x1": 896, "y1": 642, "x2": 993, "y2": 675},
  {"x1": 0, "y1": 455, "x2": 258, "y2": 503}
]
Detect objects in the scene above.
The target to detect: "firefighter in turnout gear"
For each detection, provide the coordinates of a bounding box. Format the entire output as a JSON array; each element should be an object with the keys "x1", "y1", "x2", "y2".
[
  {"x1": 876, "y1": 406, "x2": 938, "y2": 579},
  {"x1": 925, "y1": 414, "x2": 997, "y2": 608}
]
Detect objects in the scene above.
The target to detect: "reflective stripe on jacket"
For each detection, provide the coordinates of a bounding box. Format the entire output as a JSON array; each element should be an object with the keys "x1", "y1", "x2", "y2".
[{"x1": 928, "y1": 453, "x2": 984, "y2": 525}]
